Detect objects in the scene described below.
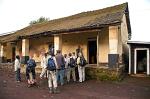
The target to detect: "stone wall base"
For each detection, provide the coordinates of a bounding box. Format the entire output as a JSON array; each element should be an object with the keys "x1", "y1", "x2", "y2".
[{"x1": 85, "y1": 65, "x2": 125, "y2": 81}]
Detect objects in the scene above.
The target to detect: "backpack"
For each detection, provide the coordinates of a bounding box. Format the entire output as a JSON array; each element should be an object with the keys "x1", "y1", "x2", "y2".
[
  {"x1": 47, "y1": 57, "x2": 56, "y2": 71},
  {"x1": 27, "y1": 59, "x2": 36, "y2": 68},
  {"x1": 69, "y1": 57, "x2": 76, "y2": 68},
  {"x1": 60, "y1": 57, "x2": 65, "y2": 70},
  {"x1": 79, "y1": 57, "x2": 86, "y2": 67}
]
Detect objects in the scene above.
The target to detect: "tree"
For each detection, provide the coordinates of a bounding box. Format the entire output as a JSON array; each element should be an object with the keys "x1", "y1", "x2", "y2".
[{"x1": 29, "y1": 17, "x2": 50, "y2": 25}]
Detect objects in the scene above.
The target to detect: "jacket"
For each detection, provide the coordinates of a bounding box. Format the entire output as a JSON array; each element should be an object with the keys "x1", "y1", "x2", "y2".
[{"x1": 14, "y1": 59, "x2": 21, "y2": 71}]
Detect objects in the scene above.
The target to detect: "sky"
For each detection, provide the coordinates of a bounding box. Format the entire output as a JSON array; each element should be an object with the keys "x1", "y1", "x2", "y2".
[{"x1": 0, "y1": 0, "x2": 150, "y2": 41}]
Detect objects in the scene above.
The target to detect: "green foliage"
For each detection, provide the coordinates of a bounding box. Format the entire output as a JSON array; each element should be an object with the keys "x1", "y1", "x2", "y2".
[{"x1": 29, "y1": 17, "x2": 50, "y2": 25}]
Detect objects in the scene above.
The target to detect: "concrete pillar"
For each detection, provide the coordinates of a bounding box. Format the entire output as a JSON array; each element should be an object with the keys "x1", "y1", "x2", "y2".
[
  {"x1": 108, "y1": 26, "x2": 119, "y2": 68},
  {"x1": 0, "y1": 44, "x2": 4, "y2": 62},
  {"x1": 128, "y1": 44, "x2": 131, "y2": 74},
  {"x1": 54, "y1": 34, "x2": 62, "y2": 54},
  {"x1": 0, "y1": 43, "x2": 7, "y2": 63},
  {"x1": 6, "y1": 43, "x2": 13, "y2": 62},
  {"x1": 97, "y1": 32, "x2": 100, "y2": 66},
  {"x1": 22, "y1": 39, "x2": 29, "y2": 64},
  {"x1": 15, "y1": 43, "x2": 20, "y2": 56}
]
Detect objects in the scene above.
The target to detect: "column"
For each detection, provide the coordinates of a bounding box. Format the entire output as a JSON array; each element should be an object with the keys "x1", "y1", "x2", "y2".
[
  {"x1": 15, "y1": 43, "x2": 20, "y2": 56},
  {"x1": 54, "y1": 34, "x2": 62, "y2": 54},
  {"x1": 0, "y1": 43, "x2": 7, "y2": 63},
  {"x1": 108, "y1": 26, "x2": 119, "y2": 68},
  {"x1": 22, "y1": 39, "x2": 29, "y2": 64},
  {"x1": 128, "y1": 44, "x2": 131, "y2": 74},
  {"x1": 6, "y1": 43, "x2": 13, "y2": 62},
  {"x1": 0, "y1": 44, "x2": 4, "y2": 62},
  {"x1": 97, "y1": 32, "x2": 100, "y2": 66}
]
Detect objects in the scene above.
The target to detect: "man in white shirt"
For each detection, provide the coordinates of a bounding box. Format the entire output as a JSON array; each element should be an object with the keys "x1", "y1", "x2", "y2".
[{"x1": 14, "y1": 55, "x2": 21, "y2": 82}]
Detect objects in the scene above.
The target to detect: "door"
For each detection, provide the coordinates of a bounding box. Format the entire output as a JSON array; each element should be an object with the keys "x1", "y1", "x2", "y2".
[
  {"x1": 12, "y1": 47, "x2": 16, "y2": 62},
  {"x1": 136, "y1": 50, "x2": 147, "y2": 74},
  {"x1": 88, "y1": 40, "x2": 97, "y2": 64}
]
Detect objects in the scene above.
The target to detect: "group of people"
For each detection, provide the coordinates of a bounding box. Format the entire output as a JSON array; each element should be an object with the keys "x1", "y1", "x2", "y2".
[{"x1": 14, "y1": 46, "x2": 87, "y2": 94}]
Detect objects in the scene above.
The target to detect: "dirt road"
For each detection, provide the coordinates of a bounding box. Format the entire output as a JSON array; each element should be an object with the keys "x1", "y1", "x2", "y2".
[{"x1": 0, "y1": 68, "x2": 150, "y2": 99}]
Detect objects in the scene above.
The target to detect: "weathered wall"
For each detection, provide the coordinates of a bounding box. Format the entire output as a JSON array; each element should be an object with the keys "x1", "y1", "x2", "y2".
[
  {"x1": 62, "y1": 32, "x2": 97, "y2": 61},
  {"x1": 62, "y1": 28, "x2": 109, "y2": 64},
  {"x1": 16, "y1": 40, "x2": 22, "y2": 56},
  {"x1": 29, "y1": 36, "x2": 53, "y2": 62},
  {"x1": 121, "y1": 14, "x2": 128, "y2": 44},
  {"x1": 54, "y1": 34, "x2": 62, "y2": 54},
  {"x1": 121, "y1": 14, "x2": 129, "y2": 64},
  {"x1": 3, "y1": 43, "x2": 7, "y2": 62},
  {"x1": 99, "y1": 28, "x2": 109, "y2": 63},
  {"x1": 118, "y1": 26, "x2": 123, "y2": 63},
  {"x1": 109, "y1": 26, "x2": 119, "y2": 54},
  {"x1": 6, "y1": 42, "x2": 12, "y2": 61}
]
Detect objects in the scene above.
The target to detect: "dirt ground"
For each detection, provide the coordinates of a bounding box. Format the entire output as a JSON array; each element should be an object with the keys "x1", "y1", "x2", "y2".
[{"x1": 0, "y1": 68, "x2": 150, "y2": 99}]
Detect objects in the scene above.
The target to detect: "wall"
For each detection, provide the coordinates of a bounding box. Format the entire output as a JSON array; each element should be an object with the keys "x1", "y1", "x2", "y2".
[
  {"x1": 62, "y1": 32, "x2": 97, "y2": 61},
  {"x1": 29, "y1": 36, "x2": 53, "y2": 62},
  {"x1": 118, "y1": 26, "x2": 123, "y2": 63},
  {"x1": 6, "y1": 43, "x2": 13, "y2": 62},
  {"x1": 121, "y1": 14, "x2": 129, "y2": 65},
  {"x1": 109, "y1": 26, "x2": 119, "y2": 54},
  {"x1": 62, "y1": 28, "x2": 109, "y2": 64},
  {"x1": 0, "y1": 43, "x2": 7, "y2": 62},
  {"x1": 121, "y1": 14, "x2": 128, "y2": 44},
  {"x1": 99, "y1": 27, "x2": 109, "y2": 63},
  {"x1": 16, "y1": 40, "x2": 22, "y2": 56}
]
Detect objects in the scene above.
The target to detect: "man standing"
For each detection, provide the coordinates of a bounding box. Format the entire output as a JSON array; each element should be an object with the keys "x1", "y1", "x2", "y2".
[
  {"x1": 68, "y1": 53, "x2": 76, "y2": 82},
  {"x1": 14, "y1": 55, "x2": 21, "y2": 82},
  {"x1": 77, "y1": 53, "x2": 86, "y2": 83},
  {"x1": 40, "y1": 53, "x2": 48, "y2": 78},
  {"x1": 26, "y1": 55, "x2": 37, "y2": 87},
  {"x1": 55, "y1": 50, "x2": 65, "y2": 86},
  {"x1": 76, "y1": 45, "x2": 82, "y2": 58},
  {"x1": 40, "y1": 52, "x2": 59, "y2": 94}
]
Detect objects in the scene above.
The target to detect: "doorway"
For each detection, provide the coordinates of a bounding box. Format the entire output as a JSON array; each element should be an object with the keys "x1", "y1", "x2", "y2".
[
  {"x1": 137, "y1": 50, "x2": 147, "y2": 74},
  {"x1": 12, "y1": 47, "x2": 16, "y2": 62},
  {"x1": 134, "y1": 48, "x2": 149, "y2": 75},
  {"x1": 88, "y1": 40, "x2": 97, "y2": 64}
]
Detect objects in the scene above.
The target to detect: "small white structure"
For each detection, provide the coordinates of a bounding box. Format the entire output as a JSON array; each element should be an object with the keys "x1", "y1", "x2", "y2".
[{"x1": 128, "y1": 41, "x2": 150, "y2": 75}]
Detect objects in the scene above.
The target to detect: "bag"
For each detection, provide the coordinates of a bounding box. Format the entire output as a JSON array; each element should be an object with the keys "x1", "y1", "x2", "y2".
[
  {"x1": 27, "y1": 59, "x2": 36, "y2": 68},
  {"x1": 47, "y1": 57, "x2": 56, "y2": 71},
  {"x1": 79, "y1": 57, "x2": 86, "y2": 67},
  {"x1": 69, "y1": 58, "x2": 76, "y2": 68}
]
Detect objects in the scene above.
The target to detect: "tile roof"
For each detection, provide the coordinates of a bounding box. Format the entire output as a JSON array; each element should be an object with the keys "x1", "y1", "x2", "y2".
[{"x1": 0, "y1": 2, "x2": 130, "y2": 43}]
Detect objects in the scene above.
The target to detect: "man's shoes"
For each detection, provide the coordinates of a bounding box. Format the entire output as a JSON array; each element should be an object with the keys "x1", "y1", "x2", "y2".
[
  {"x1": 61, "y1": 83, "x2": 64, "y2": 86},
  {"x1": 49, "y1": 87, "x2": 53, "y2": 94},
  {"x1": 27, "y1": 84, "x2": 32, "y2": 88},
  {"x1": 16, "y1": 80, "x2": 21, "y2": 83}
]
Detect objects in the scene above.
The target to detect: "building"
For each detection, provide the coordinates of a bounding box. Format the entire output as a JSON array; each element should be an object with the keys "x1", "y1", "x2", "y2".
[
  {"x1": 128, "y1": 41, "x2": 150, "y2": 76},
  {"x1": 0, "y1": 3, "x2": 131, "y2": 79}
]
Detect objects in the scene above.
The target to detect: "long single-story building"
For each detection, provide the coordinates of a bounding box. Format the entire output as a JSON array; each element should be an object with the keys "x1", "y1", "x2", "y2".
[{"x1": 0, "y1": 3, "x2": 131, "y2": 80}]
